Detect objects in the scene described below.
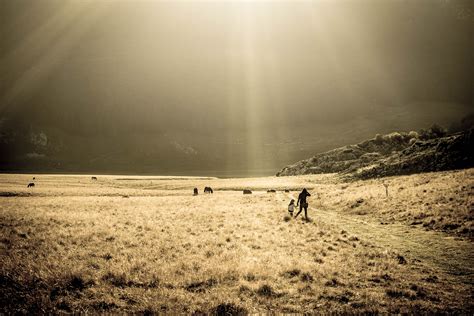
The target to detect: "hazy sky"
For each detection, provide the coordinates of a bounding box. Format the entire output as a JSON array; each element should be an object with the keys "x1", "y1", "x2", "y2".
[{"x1": 0, "y1": 0, "x2": 472, "y2": 176}]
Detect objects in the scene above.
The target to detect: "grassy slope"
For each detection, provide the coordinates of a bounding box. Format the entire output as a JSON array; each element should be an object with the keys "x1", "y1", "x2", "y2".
[
  {"x1": 315, "y1": 169, "x2": 474, "y2": 238},
  {"x1": 0, "y1": 171, "x2": 473, "y2": 313}
]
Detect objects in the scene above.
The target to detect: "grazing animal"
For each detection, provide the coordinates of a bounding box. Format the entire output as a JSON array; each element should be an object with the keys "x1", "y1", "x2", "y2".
[
  {"x1": 33, "y1": 177, "x2": 36, "y2": 180},
  {"x1": 193, "y1": 188, "x2": 198, "y2": 196},
  {"x1": 243, "y1": 189, "x2": 252, "y2": 194},
  {"x1": 284, "y1": 189, "x2": 290, "y2": 193},
  {"x1": 204, "y1": 186, "x2": 213, "y2": 194},
  {"x1": 267, "y1": 189, "x2": 276, "y2": 193},
  {"x1": 91, "y1": 176, "x2": 98, "y2": 181},
  {"x1": 27, "y1": 183, "x2": 35, "y2": 188}
]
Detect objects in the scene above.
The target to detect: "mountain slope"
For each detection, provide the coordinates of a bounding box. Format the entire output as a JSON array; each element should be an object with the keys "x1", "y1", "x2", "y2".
[{"x1": 277, "y1": 128, "x2": 474, "y2": 179}]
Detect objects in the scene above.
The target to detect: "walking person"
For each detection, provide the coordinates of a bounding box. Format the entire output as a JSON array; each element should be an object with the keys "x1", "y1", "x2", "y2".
[
  {"x1": 288, "y1": 199, "x2": 295, "y2": 217},
  {"x1": 295, "y1": 188, "x2": 311, "y2": 221}
]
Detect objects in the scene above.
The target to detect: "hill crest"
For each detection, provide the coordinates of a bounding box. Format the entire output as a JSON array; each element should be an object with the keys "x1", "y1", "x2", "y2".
[{"x1": 277, "y1": 126, "x2": 474, "y2": 179}]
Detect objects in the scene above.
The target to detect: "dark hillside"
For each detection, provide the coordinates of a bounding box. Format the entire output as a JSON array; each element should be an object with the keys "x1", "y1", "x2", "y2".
[{"x1": 277, "y1": 126, "x2": 474, "y2": 179}]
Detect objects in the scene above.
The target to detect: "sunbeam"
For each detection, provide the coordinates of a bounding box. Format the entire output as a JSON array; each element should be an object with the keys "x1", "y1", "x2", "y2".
[
  {"x1": 0, "y1": 1, "x2": 473, "y2": 313},
  {"x1": 0, "y1": 2, "x2": 108, "y2": 115}
]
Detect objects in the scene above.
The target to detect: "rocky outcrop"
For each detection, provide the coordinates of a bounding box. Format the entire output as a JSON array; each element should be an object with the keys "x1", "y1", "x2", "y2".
[
  {"x1": 355, "y1": 130, "x2": 474, "y2": 179},
  {"x1": 277, "y1": 128, "x2": 474, "y2": 179}
]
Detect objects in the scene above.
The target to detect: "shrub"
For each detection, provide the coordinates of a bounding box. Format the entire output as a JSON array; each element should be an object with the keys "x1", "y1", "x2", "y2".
[
  {"x1": 301, "y1": 272, "x2": 314, "y2": 282},
  {"x1": 392, "y1": 132, "x2": 404, "y2": 142},
  {"x1": 102, "y1": 272, "x2": 128, "y2": 287},
  {"x1": 325, "y1": 278, "x2": 340, "y2": 287},
  {"x1": 282, "y1": 269, "x2": 301, "y2": 278},
  {"x1": 244, "y1": 273, "x2": 256, "y2": 282},
  {"x1": 211, "y1": 303, "x2": 248, "y2": 315},
  {"x1": 419, "y1": 124, "x2": 447, "y2": 140},
  {"x1": 256, "y1": 284, "x2": 277, "y2": 297},
  {"x1": 92, "y1": 300, "x2": 119, "y2": 311},
  {"x1": 408, "y1": 131, "x2": 419, "y2": 139},
  {"x1": 397, "y1": 255, "x2": 407, "y2": 264},
  {"x1": 185, "y1": 278, "x2": 217, "y2": 293},
  {"x1": 429, "y1": 124, "x2": 447, "y2": 138},
  {"x1": 374, "y1": 134, "x2": 384, "y2": 144},
  {"x1": 50, "y1": 273, "x2": 93, "y2": 301}
]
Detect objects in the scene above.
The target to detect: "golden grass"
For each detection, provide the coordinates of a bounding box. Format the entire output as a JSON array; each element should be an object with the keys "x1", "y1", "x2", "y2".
[
  {"x1": 1, "y1": 171, "x2": 473, "y2": 313},
  {"x1": 317, "y1": 169, "x2": 474, "y2": 237}
]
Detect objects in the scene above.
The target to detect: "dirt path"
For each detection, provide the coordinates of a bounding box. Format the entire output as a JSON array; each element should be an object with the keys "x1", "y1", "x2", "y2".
[{"x1": 281, "y1": 193, "x2": 474, "y2": 285}]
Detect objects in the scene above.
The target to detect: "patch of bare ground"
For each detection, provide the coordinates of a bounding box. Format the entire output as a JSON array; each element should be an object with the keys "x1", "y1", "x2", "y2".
[{"x1": 0, "y1": 172, "x2": 473, "y2": 313}]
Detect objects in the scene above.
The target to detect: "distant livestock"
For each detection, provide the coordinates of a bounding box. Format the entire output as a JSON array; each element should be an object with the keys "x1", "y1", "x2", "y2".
[
  {"x1": 243, "y1": 189, "x2": 252, "y2": 194},
  {"x1": 267, "y1": 189, "x2": 276, "y2": 193},
  {"x1": 284, "y1": 189, "x2": 290, "y2": 193},
  {"x1": 193, "y1": 188, "x2": 198, "y2": 196},
  {"x1": 204, "y1": 186, "x2": 213, "y2": 194},
  {"x1": 33, "y1": 177, "x2": 36, "y2": 180},
  {"x1": 27, "y1": 183, "x2": 35, "y2": 188},
  {"x1": 91, "y1": 176, "x2": 98, "y2": 181}
]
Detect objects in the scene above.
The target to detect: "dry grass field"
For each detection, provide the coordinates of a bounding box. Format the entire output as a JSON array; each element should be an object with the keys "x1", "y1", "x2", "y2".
[{"x1": 1, "y1": 170, "x2": 473, "y2": 314}]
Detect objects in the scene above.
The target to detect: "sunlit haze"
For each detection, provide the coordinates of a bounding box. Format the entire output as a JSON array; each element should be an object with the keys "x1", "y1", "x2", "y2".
[
  {"x1": 1, "y1": 0, "x2": 472, "y2": 176},
  {"x1": 1, "y1": 2, "x2": 474, "y2": 313}
]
